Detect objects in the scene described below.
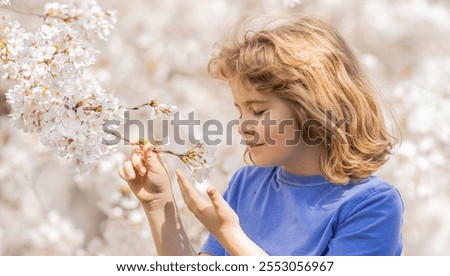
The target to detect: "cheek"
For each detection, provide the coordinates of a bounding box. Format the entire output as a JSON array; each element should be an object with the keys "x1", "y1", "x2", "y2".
[
  {"x1": 267, "y1": 121, "x2": 300, "y2": 147},
  {"x1": 249, "y1": 124, "x2": 267, "y2": 143}
]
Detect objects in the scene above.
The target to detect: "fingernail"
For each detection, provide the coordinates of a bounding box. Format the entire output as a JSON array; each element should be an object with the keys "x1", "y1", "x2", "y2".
[
  {"x1": 140, "y1": 168, "x2": 146, "y2": 174},
  {"x1": 207, "y1": 186, "x2": 216, "y2": 195}
]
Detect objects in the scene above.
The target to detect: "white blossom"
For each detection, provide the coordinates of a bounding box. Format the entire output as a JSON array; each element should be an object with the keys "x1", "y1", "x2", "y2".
[
  {"x1": 181, "y1": 143, "x2": 216, "y2": 183},
  {"x1": 156, "y1": 103, "x2": 178, "y2": 117},
  {"x1": 44, "y1": 0, "x2": 117, "y2": 41},
  {"x1": 144, "y1": 101, "x2": 179, "y2": 119}
]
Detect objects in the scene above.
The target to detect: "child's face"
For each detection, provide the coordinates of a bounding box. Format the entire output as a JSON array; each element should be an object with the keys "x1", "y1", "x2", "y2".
[{"x1": 230, "y1": 80, "x2": 321, "y2": 173}]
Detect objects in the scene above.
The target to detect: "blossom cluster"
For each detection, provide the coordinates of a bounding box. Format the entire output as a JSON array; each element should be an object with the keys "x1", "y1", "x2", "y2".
[
  {"x1": 178, "y1": 143, "x2": 216, "y2": 183},
  {"x1": 1, "y1": 0, "x2": 215, "y2": 178},
  {"x1": 1, "y1": 0, "x2": 121, "y2": 173}
]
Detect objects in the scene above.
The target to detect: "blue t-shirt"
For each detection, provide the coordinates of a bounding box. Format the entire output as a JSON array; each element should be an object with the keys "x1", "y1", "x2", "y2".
[{"x1": 200, "y1": 166, "x2": 403, "y2": 256}]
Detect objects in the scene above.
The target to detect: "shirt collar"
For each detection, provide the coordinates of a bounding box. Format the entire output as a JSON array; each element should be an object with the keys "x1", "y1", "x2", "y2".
[{"x1": 275, "y1": 166, "x2": 330, "y2": 187}]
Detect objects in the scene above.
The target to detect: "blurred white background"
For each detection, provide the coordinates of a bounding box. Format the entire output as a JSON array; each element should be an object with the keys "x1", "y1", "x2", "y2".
[{"x1": 1, "y1": 0, "x2": 449, "y2": 255}]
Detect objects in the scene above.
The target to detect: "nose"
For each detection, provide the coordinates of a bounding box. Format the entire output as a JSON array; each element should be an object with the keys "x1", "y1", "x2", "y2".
[{"x1": 238, "y1": 117, "x2": 258, "y2": 136}]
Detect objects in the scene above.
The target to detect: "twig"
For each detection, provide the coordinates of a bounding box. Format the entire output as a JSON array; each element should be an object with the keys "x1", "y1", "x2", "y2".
[
  {"x1": 0, "y1": 7, "x2": 45, "y2": 18},
  {"x1": 124, "y1": 100, "x2": 158, "y2": 111},
  {"x1": 104, "y1": 129, "x2": 186, "y2": 158},
  {"x1": 104, "y1": 129, "x2": 194, "y2": 170}
]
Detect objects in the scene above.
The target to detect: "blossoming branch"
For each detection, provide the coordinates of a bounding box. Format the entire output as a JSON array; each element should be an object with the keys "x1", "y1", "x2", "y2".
[{"x1": 0, "y1": 0, "x2": 215, "y2": 183}]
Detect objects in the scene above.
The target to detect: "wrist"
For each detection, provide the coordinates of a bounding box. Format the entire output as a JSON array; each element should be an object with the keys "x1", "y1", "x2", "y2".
[
  {"x1": 215, "y1": 226, "x2": 268, "y2": 256},
  {"x1": 215, "y1": 225, "x2": 246, "y2": 248},
  {"x1": 141, "y1": 193, "x2": 174, "y2": 213}
]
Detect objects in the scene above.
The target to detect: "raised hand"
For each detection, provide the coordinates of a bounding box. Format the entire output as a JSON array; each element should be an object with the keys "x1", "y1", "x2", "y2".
[
  {"x1": 175, "y1": 169, "x2": 240, "y2": 241},
  {"x1": 119, "y1": 138, "x2": 173, "y2": 211}
]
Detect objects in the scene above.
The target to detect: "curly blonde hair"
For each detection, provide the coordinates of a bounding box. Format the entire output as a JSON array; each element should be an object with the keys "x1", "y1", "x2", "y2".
[{"x1": 208, "y1": 16, "x2": 397, "y2": 184}]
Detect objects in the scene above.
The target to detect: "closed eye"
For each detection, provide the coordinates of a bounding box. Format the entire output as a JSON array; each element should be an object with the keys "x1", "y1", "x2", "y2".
[{"x1": 252, "y1": 110, "x2": 268, "y2": 117}]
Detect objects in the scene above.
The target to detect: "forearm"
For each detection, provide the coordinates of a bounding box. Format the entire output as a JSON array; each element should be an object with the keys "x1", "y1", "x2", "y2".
[
  {"x1": 143, "y1": 197, "x2": 197, "y2": 256},
  {"x1": 216, "y1": 227, "x2": 269, "y2": 256}
]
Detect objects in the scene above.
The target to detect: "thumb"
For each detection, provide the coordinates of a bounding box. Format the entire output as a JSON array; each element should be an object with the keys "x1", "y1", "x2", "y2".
[
  {"x1": 207, "y1": 186, "x2": 228, "y2": 212},
  {"x1": 143, "y1": 146, "x2": 163, "y2": 170}
]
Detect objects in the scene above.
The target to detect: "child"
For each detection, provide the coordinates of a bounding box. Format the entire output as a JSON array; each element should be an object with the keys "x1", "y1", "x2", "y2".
[{"x1": 119, "y1": 16, "x2": 403, "y2": 256}]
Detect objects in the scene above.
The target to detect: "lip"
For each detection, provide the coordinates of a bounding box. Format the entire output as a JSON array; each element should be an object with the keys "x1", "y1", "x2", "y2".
[{"x1": 247, "y1": 143, "x2": 264, "y2": 148}]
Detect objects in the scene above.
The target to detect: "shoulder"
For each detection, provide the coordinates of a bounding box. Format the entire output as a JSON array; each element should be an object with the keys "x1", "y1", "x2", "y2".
[
  {"x1": 336, "y1": 176, "x2": 404, "y2": 218},
  {"x1": 342, "y1": 176, "x2": 402, "y2": 201},
  {"x1": 326, "y1": 176, "x2": 404, "y2": 255}
]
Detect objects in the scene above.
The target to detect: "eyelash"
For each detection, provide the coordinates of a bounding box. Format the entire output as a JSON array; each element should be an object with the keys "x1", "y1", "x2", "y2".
[
  {"x1": 238, "y1": 110, "x2": 267, "y2": 119},
  {"x1": 253, "y1": 110, "x2": 267, "y2": 117}
]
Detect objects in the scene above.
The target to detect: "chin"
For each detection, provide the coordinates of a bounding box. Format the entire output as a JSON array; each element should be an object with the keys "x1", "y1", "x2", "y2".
[{"x1": 251, "y1": 156, "x2": 280, "y2": 167}]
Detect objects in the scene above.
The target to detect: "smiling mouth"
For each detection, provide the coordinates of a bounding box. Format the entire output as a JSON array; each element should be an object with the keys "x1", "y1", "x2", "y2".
[{"x1": 247, "y1": 143, "x2": 264, "y2": 148}]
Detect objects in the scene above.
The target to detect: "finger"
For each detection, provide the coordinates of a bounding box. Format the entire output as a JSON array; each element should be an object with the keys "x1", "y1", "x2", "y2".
[
  {"x1": 129, "y1": 137, "x2": 140, "y2": 146},
  {"x1": 123, "y1": 158, "x2": 136, "y2": 180},
  {"x1": 119, "y1": 166, "x2": 133, "y2": 182},
  {"x1": 175, "y1": 169, "x2": 197, "y2": 196},
  {"x1": 156, "y1": 152, "x2": 167, "y2": 167},
  {"x1": 118, "y1": 167, "x2": 127, "y2": 181},
  {"x1": 176, "y1": 169, "x2": 207, "y2": 209},
  {"x1": 142, "y1": 145, "x2": 166, "y2": 172},
  {"x1": 131, "y1": 149, "x2": 146, "y2": 175},
  {"x1": 206, "y1": 186, "x2": 229, "y2": 212},
  {"x1": 142, "y1": 144, "x2": 158, "y2": 163}
]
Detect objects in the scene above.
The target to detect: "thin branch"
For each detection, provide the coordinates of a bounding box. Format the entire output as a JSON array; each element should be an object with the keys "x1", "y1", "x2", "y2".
[
  {"x1": 103, "y1": 129, "x2": 186, "y2": 158},
  {"x1": 124, "y1": 103, "x2": 150, "y2": 111},
  {"x1": 123, "y1": 100, "x2": 158, "y2": 111},
  {"x1": 0, "y1": 7, "x2": 45, "y2": 18}
]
